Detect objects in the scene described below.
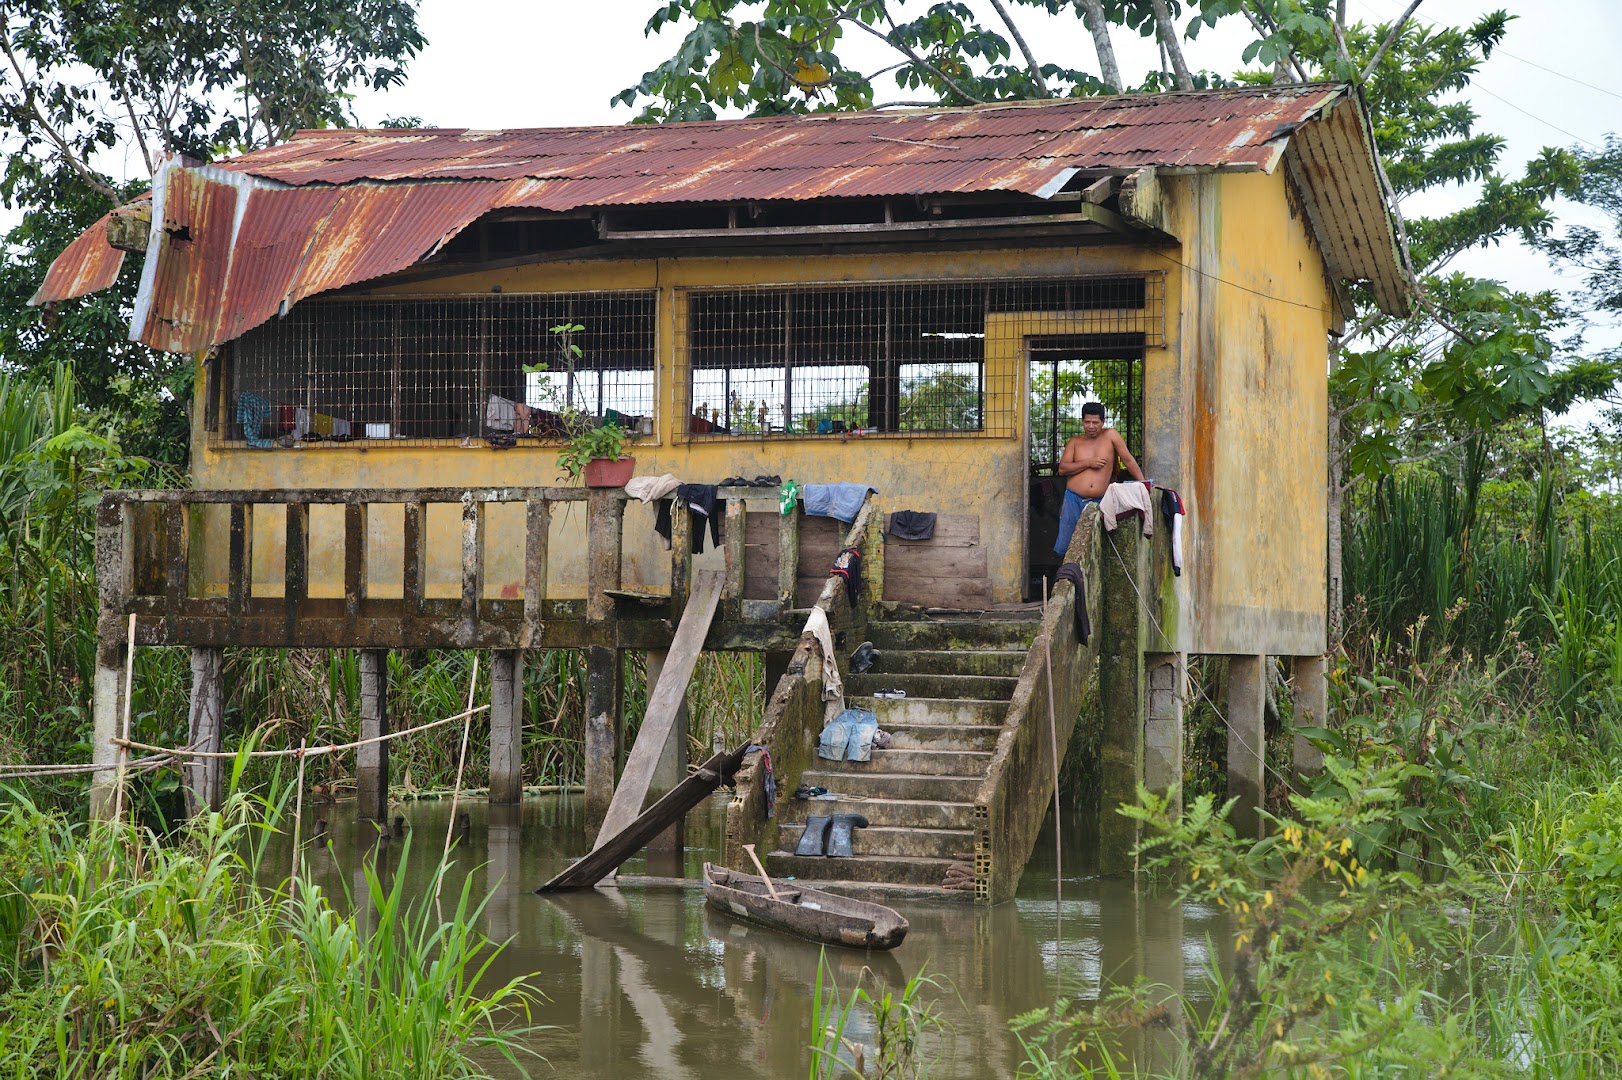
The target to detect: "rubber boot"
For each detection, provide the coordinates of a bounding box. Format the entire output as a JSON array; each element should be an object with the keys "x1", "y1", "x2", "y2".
[
  {"x1": 825, "y1": 813, "x2": 869, "y2": 858},
  {"x1": 795, "y1": 815, "x2": 833, "y2": 856}
]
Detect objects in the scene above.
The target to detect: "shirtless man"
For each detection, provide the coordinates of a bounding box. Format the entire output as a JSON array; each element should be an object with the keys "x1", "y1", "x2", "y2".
[{"x1": 1053, "y1": 402, "x2": 1145, "y2": 556}]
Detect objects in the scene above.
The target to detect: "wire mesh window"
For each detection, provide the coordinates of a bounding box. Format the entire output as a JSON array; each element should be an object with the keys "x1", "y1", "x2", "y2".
[
  {"x1": 219, "y1": 292, "x2": 657, "y2": 447},
  {"x1": 1028, "y1": 337, "x2": 1145, "y2": 468},
  {"x1": 676, "y1": 275, "x2": 1161, "y2": 440}
]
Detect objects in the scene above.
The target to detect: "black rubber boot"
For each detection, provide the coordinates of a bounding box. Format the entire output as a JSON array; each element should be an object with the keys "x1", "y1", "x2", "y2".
[
  {"x1": 825, "y1": 813, "x2": 869, "y2": 858},
  {"x1": 849, "y1": 641, "x2": 879, "y2": 674},
  {"x1": 795, "y1": 815, "x2": 833, "y2": 856}
]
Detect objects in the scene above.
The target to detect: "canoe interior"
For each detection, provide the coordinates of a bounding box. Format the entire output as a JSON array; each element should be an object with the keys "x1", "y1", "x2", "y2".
[{"x1": 703, "y1": 864, "x2": 908, "y2": 950}]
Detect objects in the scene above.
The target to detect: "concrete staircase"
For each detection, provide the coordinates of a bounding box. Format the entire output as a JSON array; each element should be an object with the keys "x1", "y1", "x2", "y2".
[{"x1": 767, "y1": 613, "x2": 1041, "y2": 899}]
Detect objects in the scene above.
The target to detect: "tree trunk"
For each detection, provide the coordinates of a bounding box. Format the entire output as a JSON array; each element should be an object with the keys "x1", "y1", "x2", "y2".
[
  {"x1": 1149, "y1": 0, "x2": 1194, "y2": 90},
  {"x1": 1075, "y1": 0, "x2": 1123, "y2": 92}
]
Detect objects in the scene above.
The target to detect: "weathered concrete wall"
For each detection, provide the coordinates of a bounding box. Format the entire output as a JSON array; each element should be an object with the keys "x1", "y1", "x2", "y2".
[{"x1": 1178, "y1": 170, "x2": 1333, "y2": 656}]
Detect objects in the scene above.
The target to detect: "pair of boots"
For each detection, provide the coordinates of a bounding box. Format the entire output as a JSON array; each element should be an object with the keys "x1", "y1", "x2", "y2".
[{"x1": 794, "y1": 813, "x2": 868, "y2": 857}]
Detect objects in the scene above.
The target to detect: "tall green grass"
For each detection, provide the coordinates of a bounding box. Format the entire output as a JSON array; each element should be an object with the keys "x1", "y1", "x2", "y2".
[{"x1": 0, "y1": 792, "x2": 540, "y2": 1077}]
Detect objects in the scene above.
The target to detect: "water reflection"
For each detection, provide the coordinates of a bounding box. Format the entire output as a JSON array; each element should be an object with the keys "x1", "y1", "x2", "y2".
[{"x1": 268, "y1": 796, "x2": 1225, "y2": 1078}]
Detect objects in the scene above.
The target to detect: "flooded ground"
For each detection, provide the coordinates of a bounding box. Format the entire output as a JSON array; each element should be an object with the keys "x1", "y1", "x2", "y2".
[{"x1": 275, "y1": 793, "x2": 1226, "y2": 1078}]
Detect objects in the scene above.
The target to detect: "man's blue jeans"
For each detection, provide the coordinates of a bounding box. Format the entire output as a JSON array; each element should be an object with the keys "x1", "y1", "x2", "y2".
[{"x1": 1054, "y1": 490, "x2": 1101, "y2": 557}]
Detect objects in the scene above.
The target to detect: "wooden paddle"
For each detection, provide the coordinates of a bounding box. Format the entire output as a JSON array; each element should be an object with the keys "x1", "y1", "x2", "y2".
[{"x1": 742, "y1": 843, "x2": 781, "y2": 900}]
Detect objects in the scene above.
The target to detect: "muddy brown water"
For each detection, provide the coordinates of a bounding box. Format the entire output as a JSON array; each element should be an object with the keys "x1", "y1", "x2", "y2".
[{"x1": 270, "y1": 794, "x2": 1227, "y2": 1078}]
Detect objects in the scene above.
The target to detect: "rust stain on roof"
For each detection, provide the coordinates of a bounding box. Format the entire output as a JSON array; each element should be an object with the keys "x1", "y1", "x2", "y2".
[{"x1": 35, "y1": 84, "x2": 1409, "y2": 346}]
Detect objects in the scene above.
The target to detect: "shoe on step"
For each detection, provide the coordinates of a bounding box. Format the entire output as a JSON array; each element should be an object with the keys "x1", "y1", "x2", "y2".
[
  {"x1": 849, "y1": 641, "x2": 879, "y2": 674},
  {"x1": 825, "y1": 813, "x2": 870, "y2": 858},
  {"x1": 795, "y1": 815, "x2": 833, "y2": 856}
]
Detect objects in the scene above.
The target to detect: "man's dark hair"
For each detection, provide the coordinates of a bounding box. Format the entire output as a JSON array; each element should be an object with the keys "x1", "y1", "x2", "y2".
[{"x1": 1081, "y1": 402, "x2": 1107, "y2": 419}]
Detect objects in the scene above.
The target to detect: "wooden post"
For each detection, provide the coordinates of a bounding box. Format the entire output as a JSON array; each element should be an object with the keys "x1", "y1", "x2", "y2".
[
  {"x1": 164, "y1": 501, "x2": 188, "y2": 636},
  {"x1": 357, "y1": 649, "x2": 390, "y2": 822},
  {"x1": 777, "y1": 503, "x2": 800, "y2": 607},
  {"x1": 584, "y1": 645, "x2": 621, "y2": 833},
  {"x1": 490, "y1": 649, "x2": 525, "y2": 803},
  {"x1": 723, "y1": 498, "x2": 746, "y2": 605},
  {"x1": 669, "y1": 502, "x2": 692, "y2": 614},
  {"x1": 644, "y1": 648, "x2": 690, "y2": 863},
  {"x1": 403, "y1": 500, "x2": 426, "y2": 617},
  {"x1": 1097, "y1": 524, "x2": 1147, "y2": 874},
  {"x1": 227, "y1": 503, "x2": 253, "y2": 621},
  {"x1": 522, "y1": 499, "x2": 550, "y2": 648},
  {"x1": 284, "y1": 502, "x2": 308, "y2": 642},
  {"x1": 89, "y1": 497, "x2": 131, "y2": 820},
  {"x1": 1293, "y1": 654, "x2": 1328, "y2": 780},
  {"x1": 1227, "y1": 654, "x2": 1267, "y2": 840},
  {"x1": 344, "y1": 502, "x2": 368, "y2": 621},
  {"x1": 460, "y1": 494, "x2": 485, "y2": 640},
  {"x1": 185, "y1": 647, "x2": 225, "y2": 816}
]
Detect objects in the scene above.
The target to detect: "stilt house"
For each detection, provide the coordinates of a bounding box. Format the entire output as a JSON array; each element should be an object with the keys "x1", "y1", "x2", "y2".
[{"x1": 37, "y1": 83, "x2": 1408, "y2": 902}]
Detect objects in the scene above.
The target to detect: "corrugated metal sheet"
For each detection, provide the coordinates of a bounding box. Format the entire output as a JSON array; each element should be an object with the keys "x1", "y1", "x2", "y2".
[
  {"x1": 30, "y1": 213, "x2": 125, "y2": 306},
  {"x1": 35, "y1": 83, "x2": 1411, "y2": 342}
]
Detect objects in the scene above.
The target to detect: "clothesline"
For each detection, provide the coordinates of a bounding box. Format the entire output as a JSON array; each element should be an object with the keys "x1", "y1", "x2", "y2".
[{"x1": 112, "y1": 704, "x2": 490, "y2": 761}]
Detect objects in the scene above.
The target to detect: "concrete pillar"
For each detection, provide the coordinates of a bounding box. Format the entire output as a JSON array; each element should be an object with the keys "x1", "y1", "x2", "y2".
[
  {"x1": 356, "y1": 649, "x2": 390, "y2": 822},
  {"x1": 1144, "y1": 652, "x2": 1185, "y2": 812},
  {"x1": 489, "y1": 649, "x2": 525, "y2": 803},
  {"x1": 88, "y1": 645, "x2": 127, "y2": 820},
  {"x1": 1098, "y1": 525, "x2": 1147, "y2": 874},
  {"x1": 1226, "y1": 654, "x2": 1267, "y2": 840},
  {"x1": 1293, "y1": 655, "x2": 1328, "y2": 781},
  {"x1": 185, "y1": 647, "x2": 225, "y2": 816},
  {"x1": 584, "y1": 645, "x2": 622, "y2": 834},
  {"x1": 644, "y1": 649, "x2": 690, "y2": 868}
]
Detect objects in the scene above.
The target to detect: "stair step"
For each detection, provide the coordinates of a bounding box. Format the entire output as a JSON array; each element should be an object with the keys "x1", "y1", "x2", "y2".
[
  {"x1": 777, "y1": 798, "x2": 977, "y2": 830},
  {"x1": 882, "y1": 723, "x2": 1004, "y2": 751},
  {"x1": 847, "y1": 696, "x2": 1007, "y2": 726},
  {"x1": 862, "y1": 649, "x2": 1027, "y2": 678},
  {"x1": 866, "y1": 619, "x2": 1039, "y2": 651},
  {"x1": 776, "y1": 824, "x2": 974, "y2": 860},
  {"x1": 797, "y1": 770, "x2": 983, "y2": 802},
  {"x1": 813, "y1": 747, "x2": 992, "y2": 777},
  {"x1": 847, "y1": 672, "x2": 1019, "y2": 700},
  {"x1": 765, "y1": 852, "x2": 963, "y2": 887}
]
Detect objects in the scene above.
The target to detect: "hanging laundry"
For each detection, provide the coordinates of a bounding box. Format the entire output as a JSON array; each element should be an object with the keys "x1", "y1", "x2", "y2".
[
  {"x1": 673, "y1": 483, "x2": 723, "y2": 553},
  {"x1": 886, "y1": 510, "x2": 937, "y2": 541},
  {"x1": 626, "y1": 473, "x2": 680, "y2": 503},
  {"x1": 779, "y1": 479, "x2": 801, "y2": 516},
  {"x1": 747, "y1": 743, "x2": 776, "y2": 818},
  {"x1": 804, "y1": 606, "x2": 843, "y2": 708},
  {"x1": 1158, "y1": 487, "x2": 1186, "y2": 576},
  {"x1": 1056, "y1": 562, "x2": 1090, "y2": 645},
  {"x1": 830, "y1": 547, "x2": 863, "y2": 603},
  {"x1": 802, "y1": 482, "x2": 876, "y2": 523},
  {"x1": 1100, "y1": 481, "x2": 1155, "y2": 537}
]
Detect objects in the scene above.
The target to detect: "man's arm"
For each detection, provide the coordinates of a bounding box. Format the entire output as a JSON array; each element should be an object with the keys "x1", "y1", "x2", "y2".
[
  {"x1": 1056, "y1": 436, "x2": 1084, "y2": 476},
  {"x1": 1112, "y1": 430, "x2": 1146, "y2": 482}
]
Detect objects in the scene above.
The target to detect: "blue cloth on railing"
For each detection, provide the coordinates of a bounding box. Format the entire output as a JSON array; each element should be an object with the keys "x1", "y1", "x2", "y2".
[
  {"x1": 236, "y1": 391, "x2": 275, "y2": 448},
  {"x1": 817, "y1": 708, "x2": 879, "y2": 762},
  {"x1": 748, "y1": 743, "x2": 776, "y2": 818},
  {"x1": 803, "y1": 483, "x2": 876, "y2": 524}
]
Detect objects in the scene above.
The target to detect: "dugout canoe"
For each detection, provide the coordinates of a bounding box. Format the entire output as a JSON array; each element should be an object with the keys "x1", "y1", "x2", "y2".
[{"x1": 702, "y1": 863, "x2": 908, "y2": 950}]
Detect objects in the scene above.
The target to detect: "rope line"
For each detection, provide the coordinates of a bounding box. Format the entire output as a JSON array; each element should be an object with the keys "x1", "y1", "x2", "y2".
[{"x1": 1101, "y1": 527, "x2": 1561, "y2": 879}]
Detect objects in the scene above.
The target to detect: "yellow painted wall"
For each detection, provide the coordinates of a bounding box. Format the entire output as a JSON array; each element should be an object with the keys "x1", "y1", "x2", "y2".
[
  {"x1": 192, "y1": 246, "x2": 1177, "y2": 606},
  {"x1": 1176, "y1": 169, "x2": 1333, "y2": 656}
]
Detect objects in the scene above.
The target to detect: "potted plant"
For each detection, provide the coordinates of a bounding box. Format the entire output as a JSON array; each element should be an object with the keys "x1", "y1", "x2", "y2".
[{"x1": 557, "y1": 420, "x2": 634, "y2": 486}]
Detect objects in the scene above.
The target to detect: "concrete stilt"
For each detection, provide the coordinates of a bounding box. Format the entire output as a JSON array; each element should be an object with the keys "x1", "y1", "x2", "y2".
[
  {"x1": 584, "y1": 645, "x2": 622, "y2": 834},
  {"x1": 185, "y1": 647, "x2": 225, "y2": 816},
  {"x1": 1292, "y1": 655, "x2": 1328, "y2": 781},
  {"x1": 1144, "y1": 652, "x2": 1185, "y2": 812},
  {"x1": 1226, "y1": 654, "x2": 1267, "y2": 839},
  {"x1": 1098, "y1": 525, "x2": 1148, "y2": 874},
  {"x1": 489, "y1": 649, "x2": 525, "y2": 803},
  {"x1": 88, "y1": 646, "x2": 127, "y2": 820},
  {"x1": 644, "y1": 649, "x2": 690, "y2": 867},
  {"x1": 356, "y1": 649, "x2": 390, "y2": 822}
]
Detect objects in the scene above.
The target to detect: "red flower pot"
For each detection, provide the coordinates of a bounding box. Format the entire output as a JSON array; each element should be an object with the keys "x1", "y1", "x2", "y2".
[{"x1": 583, "y1": 456, "x2": 635, "y2": 488}]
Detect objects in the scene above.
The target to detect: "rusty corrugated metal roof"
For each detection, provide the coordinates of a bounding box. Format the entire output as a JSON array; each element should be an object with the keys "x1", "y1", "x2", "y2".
[
  {"x1": 34, "y1": 83, "x2": 1410, "y2": 343},
  {"x1": 219, "y1": 85, "x2": 1339, "y2": 200},
  {"x1": 28, "y1": 212, "x2": 125, "y2": 307}
]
